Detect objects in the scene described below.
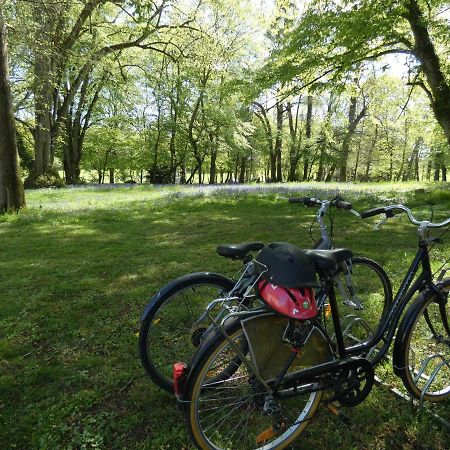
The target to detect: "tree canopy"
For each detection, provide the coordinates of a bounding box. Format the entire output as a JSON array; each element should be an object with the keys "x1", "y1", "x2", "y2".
[{"x1": 0, "y1": 0, "x2": 448, "y2": 208}]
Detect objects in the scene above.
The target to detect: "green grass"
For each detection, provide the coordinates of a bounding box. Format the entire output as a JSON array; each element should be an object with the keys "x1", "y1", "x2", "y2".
[{"x1": 0, "y1": 183, "x2": 449, "y2": 449}]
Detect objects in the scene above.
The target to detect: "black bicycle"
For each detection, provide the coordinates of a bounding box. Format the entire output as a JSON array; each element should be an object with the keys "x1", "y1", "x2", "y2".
[
  {"x1": 181, "y1": 204, "x2": 449, "y2": 450},
  {"x1": 139, "y1": 196, "x2": 392, "y2": 392}
]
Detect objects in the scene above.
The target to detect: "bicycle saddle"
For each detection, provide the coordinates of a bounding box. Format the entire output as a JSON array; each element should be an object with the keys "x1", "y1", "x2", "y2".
[
  {"x1": 216, "y1": 242, "x2": 264, "y2": 260},
  {"x1": 305, "y1": 248, "x2": 353, "y2": 272}
]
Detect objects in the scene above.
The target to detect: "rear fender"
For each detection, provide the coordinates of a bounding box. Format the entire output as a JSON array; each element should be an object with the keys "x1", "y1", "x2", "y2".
[
  {"x1": 140, "y1": 272, "x2": 234, "y2": 321},
  {"x1": 180, "y1": 310, "x2": 269, "y2": 400}
]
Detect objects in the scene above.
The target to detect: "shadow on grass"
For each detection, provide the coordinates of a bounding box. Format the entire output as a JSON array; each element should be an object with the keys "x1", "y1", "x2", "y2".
[{"x1": 0, "y1": 194, "x2": 447, "y2": 448}]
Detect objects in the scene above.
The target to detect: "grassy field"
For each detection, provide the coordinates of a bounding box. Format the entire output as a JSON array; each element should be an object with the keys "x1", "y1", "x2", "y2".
[{"x1": 0, "y1": 182, "x2": 449, "y2": 449}]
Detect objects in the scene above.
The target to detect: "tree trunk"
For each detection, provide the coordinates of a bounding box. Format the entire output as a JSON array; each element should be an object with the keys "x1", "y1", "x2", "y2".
[
  {"x1": 29, "y1": 4, "x2": 55, "y2": 182},
  {"x1": 269, "y1": 153, "x2": 276, "y2": 182},
  {"x1": 325, "y1": 165, "x2": 336, "y2": 182},
  {"x1": 340, "y1": 97, "x2": 355, "y2": 182},
  {"x1": 33, "y1": 59, "x2": 52, "y2": 176},
  {"x1": 426, "y1": 157, "x2": 432, "y2": 181},
  {"x1": 404, "y1": 0, "x2": 450, "y2": 147},
  {"x1": 109, "y1": 168, "x2": 115, "y2": 184},
  {"x1": 64, "y1": 112, "x2": 81, "y2": 184},
  {"x1": 303, "y1": 95, "x2": 313, "y2": 181},
  {"x1": 152, "y1": 104, "x2": 162, "y2": 184},
  {"x1": 254, "y1": 102, "x2": 276, "y2": 182},
  {"x1": 64, "y1": 76, "x2": 103, "y2": 184},
  {"x1": 286, "y1": 100, "x2": 302, "y2": 182},
  {"x1": 364, "y1": 124, "x2": 377, "y2": 182},
  {"x1": 180, "y1": 163, "x2": 186, "y2": 184},
  {"x1": 433, "y1": 148, "x2": 445, "y2": 181},
  {"x1": 339, "y1": 96, "x2": 367, "y2": 182},
  {"x1": 209, "y1": 151, "x2": 217, "y2": 184},
  {"x1": 316, "y1": 95, "x2": 334, "y2": 181},
  {"x1": 275, "y1": 102, "x2": 283, "y2": 182},
  {"x1": 208, "y1": 129, "x2": 219, "y2": 185},
  {"x1": 403, "y1": 136, "x2": 422, "y2": 181},
  {"x1": 0, "y1": 8, "x2": 25, "y2": 211},
  {"x1": 396, "y1": 120, "x2": 410, "y2": 181},
  {"x1": 353, "y1": 122, "x2": 364, "y2": 180},
  {"x1": 238, "y1": 156, "x2": 246, "y2": 183}
]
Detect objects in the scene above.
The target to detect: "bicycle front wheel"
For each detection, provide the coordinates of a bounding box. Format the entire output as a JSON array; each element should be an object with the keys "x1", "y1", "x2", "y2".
[
  {"x1": 139, "y1": 273, "x2": 235, "y2": 392},
  {"x1": 395, "y1": 278, "x2": 450, "y2": 402},
  {"x1": 184, "y1": 320, "x2": 324, "y2": 450},
  {"x1": 332, "y1": 256, "x2": 392, "y2": 353}
]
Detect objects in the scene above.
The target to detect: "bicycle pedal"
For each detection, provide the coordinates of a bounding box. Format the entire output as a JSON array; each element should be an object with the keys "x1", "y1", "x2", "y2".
[{"x1": 325, "y1": 403, "x2": 351, "y2": 427}]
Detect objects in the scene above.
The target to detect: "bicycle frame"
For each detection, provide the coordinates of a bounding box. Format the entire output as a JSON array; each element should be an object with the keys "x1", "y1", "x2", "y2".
[
  {"x1": 309, "y1": 200, "x2": 368, "y2": 309},
  {"x1": 330, "y1": 235, "x2": 440, "y2": 366}
]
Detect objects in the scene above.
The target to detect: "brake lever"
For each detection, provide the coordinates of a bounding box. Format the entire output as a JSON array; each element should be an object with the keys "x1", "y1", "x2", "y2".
[
  {"x1": 374, "y1": 215, "x2": 388, "y2": 230},
  {"x1": 349, "y1": 209, "x2": 361, "y2": 218}
]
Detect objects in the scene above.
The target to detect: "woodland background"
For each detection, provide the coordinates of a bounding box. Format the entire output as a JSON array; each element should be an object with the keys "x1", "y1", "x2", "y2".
[{"x1": 0, "y1": 0, "x2": 449, "y2": 213}]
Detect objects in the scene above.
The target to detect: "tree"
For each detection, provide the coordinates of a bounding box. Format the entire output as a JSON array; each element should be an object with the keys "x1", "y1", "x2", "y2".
[
  {"x1": 9, "y1": 0, "x2": 196, "y2": 186},
  {"x1": 0, "y1": 4, "x2": 24, "y2": 212},
  {"x1": 274, "y1": 0, "x2": 450, "y2": 149}
]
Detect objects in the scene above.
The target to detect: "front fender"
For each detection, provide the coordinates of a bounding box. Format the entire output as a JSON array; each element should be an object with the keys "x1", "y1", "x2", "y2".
[{"x1": 393, "y1": 289, "x2": 429, "y2": 376}]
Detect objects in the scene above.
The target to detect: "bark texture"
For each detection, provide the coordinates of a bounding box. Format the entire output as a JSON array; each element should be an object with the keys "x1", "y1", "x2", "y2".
[
  {"x1": 404, "y1": 0, "x2": 450, "y2": 146},
  {"x1": 0, "y1": 8, "x2": 25, "y2": 212}
]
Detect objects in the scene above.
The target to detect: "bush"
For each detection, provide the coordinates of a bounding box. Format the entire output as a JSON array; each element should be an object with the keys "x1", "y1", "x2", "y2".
[{"x1": 24, "y1": 167, "x2": 65, "y2": 189}]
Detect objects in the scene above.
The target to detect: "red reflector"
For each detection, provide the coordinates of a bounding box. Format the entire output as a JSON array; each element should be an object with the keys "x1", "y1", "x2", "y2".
[{"x1": 173, "y1": 362, "x2": 187, "y2": 396}]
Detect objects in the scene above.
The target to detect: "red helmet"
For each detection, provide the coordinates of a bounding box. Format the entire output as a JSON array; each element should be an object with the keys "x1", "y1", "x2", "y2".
[{"x1": 258, "y1": 280, "x2": 318, "y2": 320}]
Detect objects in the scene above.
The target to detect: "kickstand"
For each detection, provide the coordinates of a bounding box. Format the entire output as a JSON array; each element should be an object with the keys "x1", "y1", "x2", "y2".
[{"x1": 325, "y1": 402, "x2": 351, "y2": 428}]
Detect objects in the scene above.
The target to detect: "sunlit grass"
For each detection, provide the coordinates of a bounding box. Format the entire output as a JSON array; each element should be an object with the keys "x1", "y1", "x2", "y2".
[{"x1": 0, "y1": 183, "x2": 449, "y2": 449}]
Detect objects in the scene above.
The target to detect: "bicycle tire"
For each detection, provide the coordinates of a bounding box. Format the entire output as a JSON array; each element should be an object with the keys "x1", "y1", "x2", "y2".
[
  {"x1": 331, "y1": 256, "x2": 392, "y2": 356},
  {"x1": 394, "y1": 278, "x2": 450, "y2": 402},
  {"x1": 184, "y1": 319, "x2": 325, "y2": 450},
  {"x1": 138, "y1": 272, "x2": 235, "y2": 392}
]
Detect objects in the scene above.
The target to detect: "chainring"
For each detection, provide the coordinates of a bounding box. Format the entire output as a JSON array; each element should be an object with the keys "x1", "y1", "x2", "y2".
[{"x1": 332, "y1": 357, "x2": 375, "y2": 407}]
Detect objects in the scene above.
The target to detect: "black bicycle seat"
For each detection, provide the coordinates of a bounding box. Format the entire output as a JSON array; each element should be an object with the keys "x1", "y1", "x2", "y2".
[
  {"x1": 217, "y1": 242, "x2": 264, "y2": 260},
  {"x1": 305, "y1": 248, "x2": 353, "y2": 272}
]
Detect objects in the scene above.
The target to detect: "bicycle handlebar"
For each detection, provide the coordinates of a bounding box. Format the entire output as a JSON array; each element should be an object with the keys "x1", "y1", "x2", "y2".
[
  {"x1": 360, "y1": 204, "x2": 450, "y2": 228},
  {"x1": 360, "y1": 207, "x2": 388, "y2": 219},
  {"x1": 288, "y1": 196, "x2": 353, "y2": 211},
  {"x1": 288, "y1": 197, "x2": 319, "y2": 206},
  {"x1": 332, "y1": 198, "x2": 353, "y2": 211}
]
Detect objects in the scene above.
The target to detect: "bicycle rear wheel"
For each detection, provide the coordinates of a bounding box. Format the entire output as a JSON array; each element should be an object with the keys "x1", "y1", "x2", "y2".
[
  {"x1": 395, "y1": 278, "x2": 450, "y2": 402},
  {"x1": 184, "y1": 320, "x2": 325, "y2": 450},
  {"x1": 139, "y1": 273, "x2": 235, "y2": 392}
]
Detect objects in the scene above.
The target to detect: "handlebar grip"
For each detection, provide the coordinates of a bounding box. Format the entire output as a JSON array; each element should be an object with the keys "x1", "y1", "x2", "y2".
[
  {"x1": 334, "y1": 199, "x2": 352, "y2": 211},
  {"x1": 288, "y1": 197, "x2": 306, "y2": 204},
  {"x1": 360, "y1": 207, "x2": 387, "y2": 219},
  {"x1": 288, "y1": 197, "x2": 318, "y2": 207}
]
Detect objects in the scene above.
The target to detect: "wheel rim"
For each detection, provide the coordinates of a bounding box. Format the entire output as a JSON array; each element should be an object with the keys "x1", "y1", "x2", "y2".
[
  {"x1": 331, "y1": 259, "x2": 389, "y2": 358},
  {"x1": 405, "y1": 286, "x2": 450, "y2": 400},
  {"x1": 146, "y1": 283, "x2": 228, "y2": 385},
  {"x1": 190, "y1": 327, "x2": 323, "y2": 450}
]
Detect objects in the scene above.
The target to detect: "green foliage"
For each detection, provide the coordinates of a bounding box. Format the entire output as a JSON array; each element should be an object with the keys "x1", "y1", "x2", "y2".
[
  {"x1": 24, "y1": 167, "x2": 65, "y2": 189},
  {"x1": 4, "y1": 0, "x2": 449, "y2": 187}
]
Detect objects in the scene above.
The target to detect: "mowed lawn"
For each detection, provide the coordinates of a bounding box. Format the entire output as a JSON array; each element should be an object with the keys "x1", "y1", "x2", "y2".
[{"x1": 0, "y1": 183, "x2": 449, "y2": 449}]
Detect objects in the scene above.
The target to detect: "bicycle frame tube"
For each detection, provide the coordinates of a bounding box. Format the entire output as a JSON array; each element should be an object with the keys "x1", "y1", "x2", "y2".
[
  {"x1": 336, "y1": 242, "x2": 434, "y2": 363},
  {"x1": 314, "y1": 201, "x2": 332, "y2": 249}
]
